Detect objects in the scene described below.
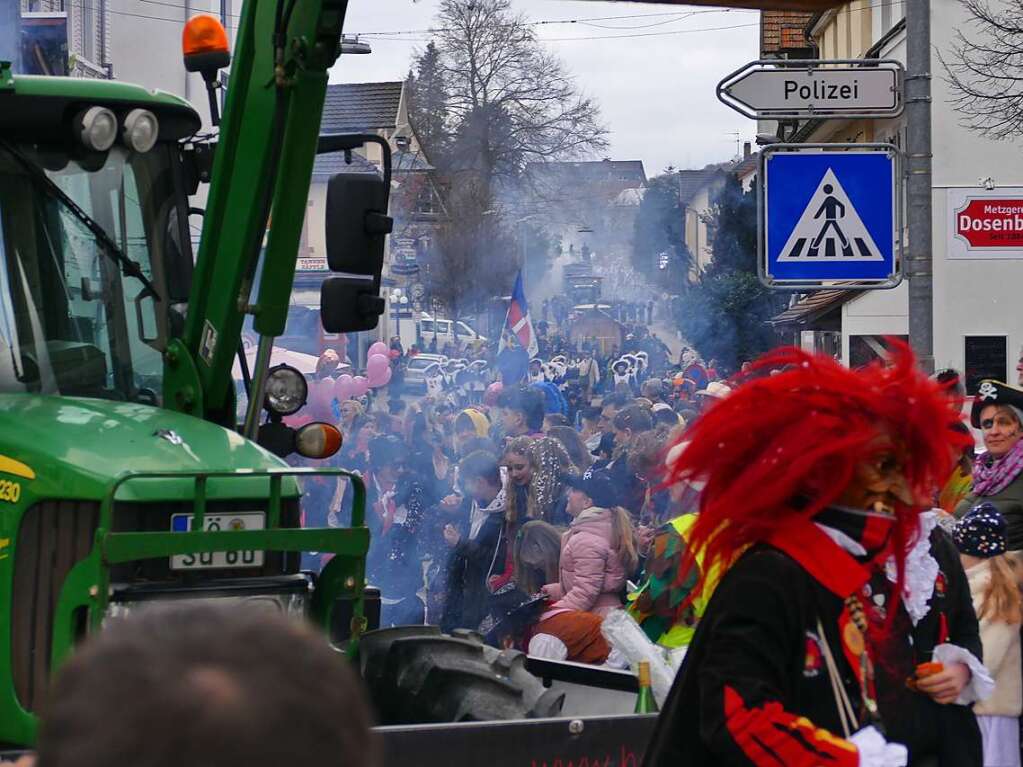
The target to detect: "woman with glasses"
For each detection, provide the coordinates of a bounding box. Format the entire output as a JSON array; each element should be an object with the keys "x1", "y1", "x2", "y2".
[{"x1": 956, "y1": 381, "x2": 1023, "y2": 554}]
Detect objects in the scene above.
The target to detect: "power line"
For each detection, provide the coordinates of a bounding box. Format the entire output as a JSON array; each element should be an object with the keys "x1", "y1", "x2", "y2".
[
  {"x1": 357, "y1": 7, "x2": 754, "y2": 38},
  {"x1": 66, "y1": 0, "x2": 907, "y2": 45},
  {"x1": 541, "y1": 21, "x2": 761, "y2": 42}
]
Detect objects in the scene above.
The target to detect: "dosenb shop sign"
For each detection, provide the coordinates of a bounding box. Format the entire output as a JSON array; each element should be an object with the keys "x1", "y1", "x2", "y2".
[{"x1": 948, "y1": 188, "x2": 1023, "y2": 259}]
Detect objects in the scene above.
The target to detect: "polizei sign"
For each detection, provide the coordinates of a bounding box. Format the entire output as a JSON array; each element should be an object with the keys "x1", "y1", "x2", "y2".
[
  {"x1": 948, "y1": 188, "x2": 1023, "y2": 259},
  {"x1": 717, "y1": 60, "x2": 904, "y2": 119}
]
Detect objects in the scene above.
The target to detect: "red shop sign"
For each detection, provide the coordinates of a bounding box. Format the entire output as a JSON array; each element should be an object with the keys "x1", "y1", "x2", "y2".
[{"x1": 956, "y1": 198, "x2": 1023, "y2": 248}]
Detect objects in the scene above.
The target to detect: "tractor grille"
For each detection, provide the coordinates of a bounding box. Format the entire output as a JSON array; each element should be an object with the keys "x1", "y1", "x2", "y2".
[
  {"x1": 10, "y1": 497, "x2": 301, "y2": 713},
  {"x1": 12, "y1": 500, "x2": 100, "y2": 713}
]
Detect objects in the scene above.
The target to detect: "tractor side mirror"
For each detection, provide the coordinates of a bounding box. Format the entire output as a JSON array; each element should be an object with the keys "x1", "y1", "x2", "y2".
[
  {"x1": 324, "y1": 172, "x2": 392, "y2": 274},
  {"x1": 318, "y1": 134, "x2": 393, "y2": 334},
  {"x1": 320, "y1": 275, "x2": 386, "y2": 333}
]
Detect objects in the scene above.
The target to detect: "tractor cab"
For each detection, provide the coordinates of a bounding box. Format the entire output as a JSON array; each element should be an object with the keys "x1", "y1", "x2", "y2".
[{"x1": 0, "y1": 62, "x2": 201, "y2": 407}]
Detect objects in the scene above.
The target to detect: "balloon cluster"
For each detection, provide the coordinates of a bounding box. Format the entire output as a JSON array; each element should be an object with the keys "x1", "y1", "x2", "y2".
[{"x1": 306, "y1": 341, "x2": 393, "y2": 418}]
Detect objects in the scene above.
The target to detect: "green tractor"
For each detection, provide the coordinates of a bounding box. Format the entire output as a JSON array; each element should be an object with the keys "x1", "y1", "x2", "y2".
[{"x1": 0, "y1": 1, "x2": 384, "y2": 748}]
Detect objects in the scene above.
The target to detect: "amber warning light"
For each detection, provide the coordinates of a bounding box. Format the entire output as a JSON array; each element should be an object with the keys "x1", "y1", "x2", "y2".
[
  {"x1": 183, "y1": 14, "x2": 231, "y2": 126},
  {"x1": 182, "y1": 14, "x2": 230, "y2": 72}
]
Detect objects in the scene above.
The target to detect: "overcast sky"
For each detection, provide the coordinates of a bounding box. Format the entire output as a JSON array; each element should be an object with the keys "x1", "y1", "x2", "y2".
[{"x1": 329, "y1": 1, "x2": 761, "y2": 178}]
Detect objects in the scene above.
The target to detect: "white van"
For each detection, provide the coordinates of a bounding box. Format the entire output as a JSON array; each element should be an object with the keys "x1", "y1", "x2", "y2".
[{"x1": 410, "y1": 313, "x2": 487, "y2": 350}]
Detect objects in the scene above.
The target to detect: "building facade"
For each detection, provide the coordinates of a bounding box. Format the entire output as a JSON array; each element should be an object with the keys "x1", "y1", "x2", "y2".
[{"x1": 769, "y1": 0, "x2": 1023, "y2": 389}]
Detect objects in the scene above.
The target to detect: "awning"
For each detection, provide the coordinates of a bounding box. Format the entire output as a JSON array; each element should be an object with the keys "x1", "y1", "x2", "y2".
[{"x1": 769, "y1": 289, "x2": 855, "y2": 329}]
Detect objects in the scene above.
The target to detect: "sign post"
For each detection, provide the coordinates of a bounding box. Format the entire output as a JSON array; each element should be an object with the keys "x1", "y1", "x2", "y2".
[
  {"x1": 717, "y1": 59, "x2": 904, "y2": 120},
  {"x1": 758, "y1": 143, "x2": 903, "y2": 290}
]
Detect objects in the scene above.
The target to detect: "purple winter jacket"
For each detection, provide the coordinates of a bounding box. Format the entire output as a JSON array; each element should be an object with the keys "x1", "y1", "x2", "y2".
[{"x1": 544, "y1": 507, "x2": 628, "y2": 616}]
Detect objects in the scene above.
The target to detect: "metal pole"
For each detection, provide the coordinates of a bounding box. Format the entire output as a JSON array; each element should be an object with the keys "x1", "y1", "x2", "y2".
[
  {"x1": 520, "y1": 220, "x2": 527, "y2": 293},
  {"x1": 243, "y1": 334, "x2": 274, "y2": 439},
  {"x1": 905, "y1": 0, "x2": 934, "y2": 373}
]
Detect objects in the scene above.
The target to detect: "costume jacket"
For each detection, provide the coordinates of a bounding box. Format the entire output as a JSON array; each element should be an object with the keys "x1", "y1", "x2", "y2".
[{"x1": 642, "y1": 512, "x2": 986, "y2": 767}]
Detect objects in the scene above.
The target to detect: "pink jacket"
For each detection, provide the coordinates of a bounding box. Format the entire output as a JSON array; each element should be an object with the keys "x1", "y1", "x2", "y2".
[{"x1": 544, "y1": 507, "x2": 627, "y2": 616}]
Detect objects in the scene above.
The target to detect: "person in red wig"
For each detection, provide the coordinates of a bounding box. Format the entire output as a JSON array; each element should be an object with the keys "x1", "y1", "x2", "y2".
[{"x1": 642, "y1": 341, "x2": 991, "y2": 767}]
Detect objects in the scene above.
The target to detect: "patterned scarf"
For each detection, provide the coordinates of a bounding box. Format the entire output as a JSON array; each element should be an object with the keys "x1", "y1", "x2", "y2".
[{"x1": 973, "y1": 437, "x2": 1023, "y2": 496}]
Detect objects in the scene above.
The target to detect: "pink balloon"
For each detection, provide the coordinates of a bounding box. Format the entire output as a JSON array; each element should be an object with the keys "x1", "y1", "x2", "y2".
[
  {"x1": 368, "y1": 341, "x2": 389, "y2": 358},
  {"x1": 367, "y1": 353, "x2": 390, "y2": 376},
  {"x1": 367, "y1": 364, "x2": 392, "y2": 388},
  {"x1": 310, "y1": 378, "x2": 332, "y2": 406},
  {"x1": 333, "y1": 374, "x2": 354, "y2": 401},
  {"x1": 351, "y1": 375, "x2": 370, "y2": 397}
]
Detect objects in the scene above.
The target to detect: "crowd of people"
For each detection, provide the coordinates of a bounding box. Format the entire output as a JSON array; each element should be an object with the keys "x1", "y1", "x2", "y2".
[
  {"x1": 294, "y1": 327, "x2": 1023, "y2": 766},
  {"x1": 302, "y1": 339, "x2": 726, "y2": 639},
  {"x1": 21, "y1": 336, "x2": 1023, "y2": 767}
]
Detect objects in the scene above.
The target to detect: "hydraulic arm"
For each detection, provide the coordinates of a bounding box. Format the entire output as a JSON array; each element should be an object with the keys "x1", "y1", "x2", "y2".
[{"x1": 168, "y1": 0, "x2": 350, "y2": 427}]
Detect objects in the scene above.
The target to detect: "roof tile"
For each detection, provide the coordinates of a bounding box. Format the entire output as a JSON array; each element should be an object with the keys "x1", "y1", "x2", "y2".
[{"x1": 321, "y1": 81, "x2": 404, "y2": 134}]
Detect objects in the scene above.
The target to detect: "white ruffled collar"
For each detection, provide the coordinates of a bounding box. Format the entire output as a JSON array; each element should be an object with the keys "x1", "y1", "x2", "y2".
[
  {"x1": 817, "y1": 510, "x2": 941, "y2": 626},
  {"x1": 884, "y1": 511, "x2": 940, "y2": 625}
]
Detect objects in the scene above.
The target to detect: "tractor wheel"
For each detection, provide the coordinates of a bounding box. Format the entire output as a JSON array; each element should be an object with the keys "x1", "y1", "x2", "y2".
[{"x1": 358, "y1": 625, "x2": 564, "y2": 724}]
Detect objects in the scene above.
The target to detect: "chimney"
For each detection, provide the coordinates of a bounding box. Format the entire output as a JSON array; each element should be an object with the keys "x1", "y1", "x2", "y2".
[{"x1": 743, "y1": 141, "x2": 752, "y2": 160}]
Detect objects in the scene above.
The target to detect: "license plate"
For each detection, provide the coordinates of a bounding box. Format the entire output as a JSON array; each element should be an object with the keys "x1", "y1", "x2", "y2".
[{"x1": 170, "y1": 512, "x2": 265, "y2": 571}]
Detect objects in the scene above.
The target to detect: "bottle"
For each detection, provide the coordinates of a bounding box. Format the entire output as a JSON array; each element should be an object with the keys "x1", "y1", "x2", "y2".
[{"x1": 634, "y1": 661, "x2": 659, "y2": 714}]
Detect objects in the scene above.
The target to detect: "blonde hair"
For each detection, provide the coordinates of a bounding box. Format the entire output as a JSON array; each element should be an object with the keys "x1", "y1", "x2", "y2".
[
  {"x1": 513, "y1": 520, "x2": 563, "y2": 595},
  {"x1": 610, "y1": 506, "x2": 639, "y2": 575},
  {"x1": 979, "y1": 554, "x2": 1023, "y2": 625}
]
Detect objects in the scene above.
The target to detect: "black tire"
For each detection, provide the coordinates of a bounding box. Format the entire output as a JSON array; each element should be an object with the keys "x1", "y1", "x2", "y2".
[{"x1": 358, "y1": 625, "x2": 564, "y2": 724}]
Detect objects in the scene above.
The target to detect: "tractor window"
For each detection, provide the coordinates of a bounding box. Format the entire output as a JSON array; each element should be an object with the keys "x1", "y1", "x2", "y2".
[{"x1": 0, "y1": 144, "x2": 180, "y2": 402}]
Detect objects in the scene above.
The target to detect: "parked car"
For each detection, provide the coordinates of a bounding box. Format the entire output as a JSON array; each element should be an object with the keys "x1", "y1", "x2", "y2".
[
  {"x1": 400, "y1": 313, "x2": 487, "y2": 352},
  {"x1": 404, "y1": 353, "x2": 448, "y2": 392}
]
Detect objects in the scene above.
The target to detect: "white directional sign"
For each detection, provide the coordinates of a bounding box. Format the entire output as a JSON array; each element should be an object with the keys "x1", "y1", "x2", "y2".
[{"x1": 718, "y1": 59, "x2": 903, "y2": 119}]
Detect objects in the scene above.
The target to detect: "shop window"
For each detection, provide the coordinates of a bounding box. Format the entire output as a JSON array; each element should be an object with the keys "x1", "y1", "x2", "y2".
[{"x1": 964, "y1": 335, "x2": 1007, "y2": 395}]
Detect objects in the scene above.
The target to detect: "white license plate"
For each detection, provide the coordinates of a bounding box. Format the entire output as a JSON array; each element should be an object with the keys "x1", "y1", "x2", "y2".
[{"x1": 170, "y1": 511, "x2": 265, "y2": 571}]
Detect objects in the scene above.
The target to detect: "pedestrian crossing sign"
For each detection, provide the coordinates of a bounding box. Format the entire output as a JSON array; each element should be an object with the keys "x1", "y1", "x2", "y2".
[{"x1": 761, "y1": 145, "x2": 902, "y2": 289}]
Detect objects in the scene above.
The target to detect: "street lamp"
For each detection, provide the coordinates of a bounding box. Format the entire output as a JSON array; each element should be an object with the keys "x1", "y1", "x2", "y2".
[
  {"x1": 389, "y1": 287, "x2": 408, "y2": 343},
  {"x1": 339, "y1": 35, "x2": 372, "y2": 55}
]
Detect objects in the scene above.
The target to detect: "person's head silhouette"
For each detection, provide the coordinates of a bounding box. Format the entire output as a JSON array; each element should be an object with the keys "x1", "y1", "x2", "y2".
[{"x1": 823, "y1": 184, "x2": 834, "y2": 194}]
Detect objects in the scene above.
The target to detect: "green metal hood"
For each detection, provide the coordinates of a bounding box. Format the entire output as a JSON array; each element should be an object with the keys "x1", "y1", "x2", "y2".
[{"x1": 0, "y1": 395, "x2": 292, "y2": 502}]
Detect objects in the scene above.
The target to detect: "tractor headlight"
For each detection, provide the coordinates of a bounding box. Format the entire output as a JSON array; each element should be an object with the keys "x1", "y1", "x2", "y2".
[
  {"x1": 295, "y1": 422, "x2": 342, "y2": 460},
  {"x1": 122, "y1": 109, "x2": 159, "y2": 153},
  {"x1": 264, "y1": 364, "x2": 308, "y2": 416},
  {"x1": 75, "y1": 106, "x2": 118, "y2": 152}
]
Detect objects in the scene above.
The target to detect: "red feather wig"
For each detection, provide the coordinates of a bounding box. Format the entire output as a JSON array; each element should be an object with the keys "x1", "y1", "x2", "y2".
[{"x1": 668, "y1": 340, "x2": 969, "y2": 609}]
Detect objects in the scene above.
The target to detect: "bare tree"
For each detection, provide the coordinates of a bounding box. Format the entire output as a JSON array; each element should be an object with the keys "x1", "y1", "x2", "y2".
[
  {"x1": 433, "y1": 0, "x2": 608, "y2": 186},
  {"x1": 941, "y1": 0, "x2": 1023, "y2": 139},
  {"x1": 425, "y1": 174, "x2": 519, "y2": 319}
]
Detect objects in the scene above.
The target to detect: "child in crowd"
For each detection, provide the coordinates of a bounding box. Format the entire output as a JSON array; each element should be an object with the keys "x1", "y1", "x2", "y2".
[
  {"x1": 955, "y1": 504, "x2": 1022, "y2": 767},
  {"x1": 529, "y1": 469, "x2": 638, "y2": 663}
]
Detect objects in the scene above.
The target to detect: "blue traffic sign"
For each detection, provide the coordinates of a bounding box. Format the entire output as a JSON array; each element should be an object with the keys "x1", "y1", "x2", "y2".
[{"x1": 761, "y1": 146, "x2": 901, "y2": 287}]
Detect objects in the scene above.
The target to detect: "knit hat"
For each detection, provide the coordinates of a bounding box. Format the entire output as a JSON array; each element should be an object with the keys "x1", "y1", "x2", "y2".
[
  {"x1": 455, "y1": 408, "x2": 491, "y2": 438},
  {"x1": 953, "y1": 503, "x2": 1008, "y2": 558}
]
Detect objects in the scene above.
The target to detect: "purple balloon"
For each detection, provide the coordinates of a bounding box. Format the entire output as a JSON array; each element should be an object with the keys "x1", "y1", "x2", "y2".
[{"x1": 368, "y1": 341, "x2": 389, "y2": 358}]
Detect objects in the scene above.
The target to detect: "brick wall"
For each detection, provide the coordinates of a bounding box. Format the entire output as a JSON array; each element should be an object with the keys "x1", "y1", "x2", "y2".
[{"x1": 761, "y1": 10, "x2": 815, "y2": 57}]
